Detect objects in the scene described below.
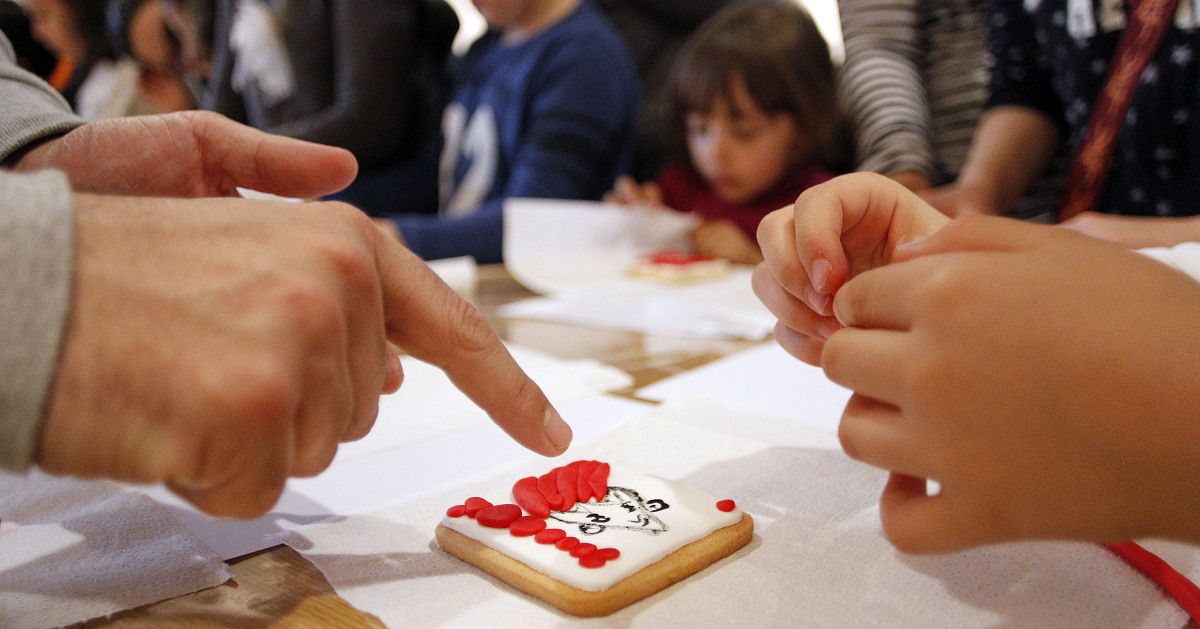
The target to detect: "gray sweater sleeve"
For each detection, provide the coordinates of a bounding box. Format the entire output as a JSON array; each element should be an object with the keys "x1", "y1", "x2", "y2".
[
  {"x1": 0, "y1": 34, "x2": 84, "y2": 161},
  {"x1": 0, "y1": 170, "x2": 74, "y2": 472},
  {"x1": 0, "y1": 34, "x2": 80, "y2": 471}
]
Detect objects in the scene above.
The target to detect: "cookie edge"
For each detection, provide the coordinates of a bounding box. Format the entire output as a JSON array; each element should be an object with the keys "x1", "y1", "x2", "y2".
[{"x1": 435, "y1": 512, "x2": 754, "y2": 617}]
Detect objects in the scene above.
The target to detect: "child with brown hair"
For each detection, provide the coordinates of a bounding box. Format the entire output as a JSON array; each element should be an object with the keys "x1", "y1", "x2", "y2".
[{"x1": 607, "y1": 0, "x2": 845, "y2": 265}]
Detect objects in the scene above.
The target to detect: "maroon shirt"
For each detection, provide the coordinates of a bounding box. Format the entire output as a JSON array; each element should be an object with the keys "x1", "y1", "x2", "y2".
[{"x1": 656, "y1": 163, "x2": 835, "y2": 237}]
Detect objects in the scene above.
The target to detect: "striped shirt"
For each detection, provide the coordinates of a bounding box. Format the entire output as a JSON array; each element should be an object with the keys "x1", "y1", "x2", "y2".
[{"x1": 838, "y1": 0, "x2": 1064, "y2": 218}]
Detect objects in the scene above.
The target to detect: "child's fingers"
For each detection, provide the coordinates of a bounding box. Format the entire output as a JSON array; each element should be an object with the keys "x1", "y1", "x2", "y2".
[
  {"x1": 772, "y1": 323, "x2": 825, "y2": 365},
  {"x1": 878, "y1": 473, "x2": 995, "y2": 554},
  {"x1": 788, "y1": 182, "x2": 852, "y2": 301},
  {"x1": 605, "y1": 176, "x2": 637, "y2": 204},
  {"x1": 642, "y1": 181, "x2": 663, "y2": 206},
  {"x1": 837, "y1": 394, "x2": 932, "y2": 479},
  {"x1": 894, "y1": 214, "x2": 1058, "y2": 262},
  {"x1": 821, "y1": 327, "x2": 911, "y2": 407},
  {"x1": 831, "y1": 259, "x2": 930, "y2": 330},
  {"x1": 752, "y1": 262, "x2": 833, "y2": 337},
  {"x1": 757, "y1": 209, "x2": 826, "y2": 311},
  {"x1": 877, "y1": 473, "x2": 951, "y2": 553}
]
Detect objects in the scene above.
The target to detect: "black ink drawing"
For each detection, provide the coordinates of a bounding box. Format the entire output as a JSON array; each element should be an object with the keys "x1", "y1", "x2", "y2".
[{"x1": 550, "y1": 487, "x2": 671, "y2": 536}]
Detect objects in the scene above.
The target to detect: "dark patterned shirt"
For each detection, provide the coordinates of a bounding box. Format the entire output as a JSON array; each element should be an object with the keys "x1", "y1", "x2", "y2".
[{"x1": 988, "y1": 0, "x2": 1200, "y2": 216}]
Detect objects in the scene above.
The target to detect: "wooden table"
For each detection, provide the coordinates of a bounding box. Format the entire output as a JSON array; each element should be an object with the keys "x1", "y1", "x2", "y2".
[{"x1": 84, "y1": 265, "x2": 760, "y2": 627}]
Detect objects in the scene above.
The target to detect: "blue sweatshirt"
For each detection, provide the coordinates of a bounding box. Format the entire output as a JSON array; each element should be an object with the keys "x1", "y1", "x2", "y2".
[{"x1": 391, "y1": 1, "x2": 638, "y2": 263}]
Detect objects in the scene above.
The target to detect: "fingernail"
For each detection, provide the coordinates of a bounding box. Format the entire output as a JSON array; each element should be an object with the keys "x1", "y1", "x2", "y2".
[
  {"x1": 804, "y1": 287, "x2": 832, "y2": 315},
  {"x1": 810, "y1": 258, "x2": 831, "y2": 292},
  {"x1": 544, "y1": 408, "x2": 572, "y2": 453},
  {"x1": 383, "y1": 352, "x2": 403, "y2": 393},
  {"x1": 816, "y1": 316, "x2": 843, "y2": 339}
]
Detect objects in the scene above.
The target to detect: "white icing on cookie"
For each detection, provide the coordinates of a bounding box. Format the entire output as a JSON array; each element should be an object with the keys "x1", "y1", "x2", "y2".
[{"x1": 441, "y1": 466, "x2": 742, "y2": 591}]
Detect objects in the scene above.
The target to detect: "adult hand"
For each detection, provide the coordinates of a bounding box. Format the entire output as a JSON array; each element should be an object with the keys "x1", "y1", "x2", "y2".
[
  {"x1": 752, "y1": 173, "x2": 948, "y2": 364},
  {"x1": 826, "y1": 216, "x2": 1200, "y2": 552},
  {"x1": 1059, "y1": 210, "x2": 1200, "y2": 248},
  {"x1": 38, "y1": 195, "x2": 570, "y2": 517},
  {"x1": 13, "y1": 111, "x2": 356, "y2": 199}
]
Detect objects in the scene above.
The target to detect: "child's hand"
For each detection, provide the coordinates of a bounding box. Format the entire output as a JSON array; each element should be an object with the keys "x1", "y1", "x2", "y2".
[
  {"x1": 691, "y1": 219, "x2": 763, "y2": 265},
  {"x1": 752, "y1": 173, "x2": 948, "y2": 365},
  {"x1": 1058, "y1": 210, "x2": 1200, "y2": 248},
  {"x1": 604, "y1": 176, "x2": 664, "y2": 207},
  {"x1": 827, "y1": 216, "x2": 1200, "y2": 551}
]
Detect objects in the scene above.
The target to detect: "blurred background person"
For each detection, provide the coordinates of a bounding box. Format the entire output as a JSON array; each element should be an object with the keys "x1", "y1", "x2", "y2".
[
  {"x1": 191, "y1": 0, "x2": 458, "y2": 211},
  {"x1": 595, "y1": 0, "x2": 734, "y2": 182},
  {"x1": 0, "y1": 0, "x2": 56, "y2": 78},
  {"x1": 24, "y1": 0, "x2": 159, "y2": 118},
  {"x1": 837, "y1": 0, "x2": 1065, "y2": 221},
  {"x1": 606, "y1": 1, "x2": 845, "y2": 265},
  {"x1": 107, "y1": 0, "x2": 199, "y2": 112},
  {"x1": 376, "y1": 0, "x2": 639, "y2": 263}
]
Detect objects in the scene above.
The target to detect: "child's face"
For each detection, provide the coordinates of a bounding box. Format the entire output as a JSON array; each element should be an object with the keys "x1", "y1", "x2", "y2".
[
  {"x1": 685, "y1": 75, "x2": 803, "y2": 205},
  {"x1": 472, "y1": 0, "x2": 535, "y2": 30}
]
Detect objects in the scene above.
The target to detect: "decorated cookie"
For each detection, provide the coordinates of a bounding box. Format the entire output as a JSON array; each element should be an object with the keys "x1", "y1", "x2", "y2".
[
  {"x1": 628, "y1": 251, "x2": 732, "y2": 282},
  {"x1": 436, "y1": 460, "x2": 752, "y2": 616}
]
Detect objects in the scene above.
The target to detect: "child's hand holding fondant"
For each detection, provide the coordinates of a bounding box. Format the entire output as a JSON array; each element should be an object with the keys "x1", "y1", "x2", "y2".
[{"x1": 752, "y1": 173, "x2": 949, "y2": 364}]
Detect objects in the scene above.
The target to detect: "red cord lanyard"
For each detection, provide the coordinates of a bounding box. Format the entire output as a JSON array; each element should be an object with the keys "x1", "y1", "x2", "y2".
[
  {"x1": 1058, "y1": 0, "x2": 1182, "y2": 220},
  {"x1": 1106, "y1": 540, "x2": 1200, "y2": 621}
]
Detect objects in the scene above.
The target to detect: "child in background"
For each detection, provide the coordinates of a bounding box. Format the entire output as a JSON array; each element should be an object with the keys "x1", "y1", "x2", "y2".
[
  {"x1": 24, "y1": 0, "x2": 156, "y2": 118},
  {"x1": 380, "y1": 0, "x2": 639, "y2": 263},
  {"x1": 606, "y1": 1, "x2": 844, "y2": 265}
]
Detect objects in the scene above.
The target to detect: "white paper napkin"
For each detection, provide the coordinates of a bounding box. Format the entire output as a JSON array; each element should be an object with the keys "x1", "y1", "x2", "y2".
[
  {"x1": 637, "y1": 341, "x2": 853, "y2": 435},
  {"x1": 280, "y1": 404, "x2": 1191, "y2": 627},
  {"x1": 500, "y1": 199, "x2": 775, "y2": 340},
  {"x1": 0, "y1": 471, "x2": 229, "y2": 629},
  {"x1": 504, "y1": 198, "x2": 697, "y2": 294}
]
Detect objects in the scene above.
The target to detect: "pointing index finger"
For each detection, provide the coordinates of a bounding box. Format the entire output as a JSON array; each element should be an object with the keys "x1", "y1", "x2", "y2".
[{"x1": 373, "y1": 236, "x2": 571, "y2": 456}]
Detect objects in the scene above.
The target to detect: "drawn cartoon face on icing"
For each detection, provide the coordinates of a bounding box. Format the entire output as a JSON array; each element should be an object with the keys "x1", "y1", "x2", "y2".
[{"x1": 549, "y1": 486, "x2": 670, "y2": 536}]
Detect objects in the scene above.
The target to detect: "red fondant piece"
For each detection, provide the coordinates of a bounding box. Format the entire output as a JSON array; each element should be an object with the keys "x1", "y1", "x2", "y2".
[
  {"x1": 587, "y1": 462, "x2": 610, "y2": 501},
  {"x1": 716, "y1": 499, "x2": 736, "y2": 512},
  {"x1": 446, "y1": 505, "x2": 467, "y2": 518},
  {"x1": 476, "y1": 504, "x2": 522, "y2": 529},
  {"x1": 579, "y1": 554, "x2": 608, "y2": 569},
  {"x1": 509, "y1": 516, "x2": 547, "y2": 537},
  {"x1": 569, "y1": 543, "x2": 597, "y2": 558},
  {"x1": 597, "y1": 547, "x2": 620, "y2": 560},
  {"x1": 556, "y1": 464, "x2": 578, "y2": 510},
  {"x1": 534, "y1": 528, "x2": 567, "y2": 544},
  {"x1": 513, "y1": 476, "x2": 550, "y2": 518},
  {"x1": 646, "y1": 251, "x2": 714, "y2": 265},
  {"x1": 464, "y1": 497, "x2": 492, "y2": 518},
  {"x1": 575, "y1": 461, "x2": 599, "y2": 501},
  {"x1": 555, "y1": 537, "x2": 580, "y2": 551},
  {"x1": 537, "y1": 472, "x2": 563, "y2": 510}
]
